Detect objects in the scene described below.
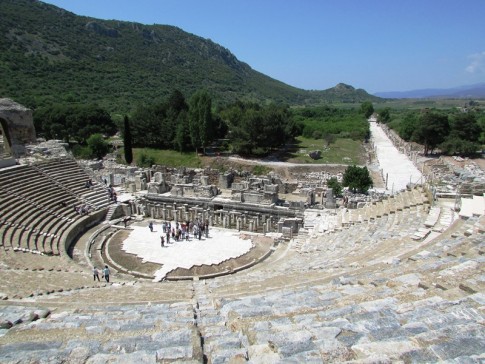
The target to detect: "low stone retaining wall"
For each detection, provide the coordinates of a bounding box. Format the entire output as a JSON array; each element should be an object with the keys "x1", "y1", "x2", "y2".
[{"x1": 62, "y1": 208, "x2": 107, "y2": 256}]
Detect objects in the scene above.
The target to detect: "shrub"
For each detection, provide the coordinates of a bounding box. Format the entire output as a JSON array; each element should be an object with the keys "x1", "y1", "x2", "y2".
[
  {"x1": 87, "y1": 133, "x2": 110, "y2": 159},
  {"x1": 342, "y1": 165, "x2": 373, "y2": 193},
  {"x1": 137, "y1": 152, "x2": 155, "y2": 167},
  {"x1": 71, "y1": 144, "x2": 92, "y2": 159},
  {"x1": 326, "y1": 177, "x2": 342, "y2": 197},
  {"x1": 252, "y1": 165, "x2": 271, "y2": 176}
]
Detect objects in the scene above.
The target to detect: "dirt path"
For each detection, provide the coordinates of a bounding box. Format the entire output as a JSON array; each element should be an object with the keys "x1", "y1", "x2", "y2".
[
  {"x1": 203, "y1": 155, "x2": 385, "y2": 187},
  {"x1": 227, "y1": 156, "x2": 351, "y2": 168}
]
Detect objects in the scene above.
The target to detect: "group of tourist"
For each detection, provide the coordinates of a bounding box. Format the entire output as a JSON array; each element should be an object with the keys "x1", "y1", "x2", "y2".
[
  {"x1": 84, "y1": 179, "x2": 94, "y2": 189},
  {"x1": 148, "y1": 219, "x2": 210, "y2": 247},
  {"x1": 93, "y1": 265, "x2": 110, "y2": 282},
  {"x1": 85, "y1": 178, "x2": 119, "y2": 203},
  {"x1": 74, "y1": 204, "x2": 91, "y2": 215}
]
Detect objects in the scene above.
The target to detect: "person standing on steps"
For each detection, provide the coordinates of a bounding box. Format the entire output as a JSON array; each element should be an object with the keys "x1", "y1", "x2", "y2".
[
  {"x1": 102, "y1": 265, "x2": 110, "y2": 283},
  {"x1": 93, "y1": 267, "x2": 100, "y2": 281}
]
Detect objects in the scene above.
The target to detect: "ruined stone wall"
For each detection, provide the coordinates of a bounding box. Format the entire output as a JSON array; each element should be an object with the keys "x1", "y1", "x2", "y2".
[{"x1": 0, "y1": 98, "x2": 36, "y2": 158}]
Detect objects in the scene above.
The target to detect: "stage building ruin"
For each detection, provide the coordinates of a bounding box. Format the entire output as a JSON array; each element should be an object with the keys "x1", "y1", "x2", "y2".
[{"x1": 122, "y1": 168, "x2": 303, "y2": 235}]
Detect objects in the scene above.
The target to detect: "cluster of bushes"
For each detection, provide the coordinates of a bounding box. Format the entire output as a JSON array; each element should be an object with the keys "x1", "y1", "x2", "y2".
[
  {"x1": 292, "y1": 105, "x2": 370, "y2": 142},
  {"x1": 385, "y1": 108, "x2": 485, "y2": 156},
  {"x1": 33, "y1": 104, "x2": 117, "y2": 144},
  {"x1": 327, "y1": 165, "x2": 373, "y2": 196},
  {"x1": 33, "y1": 94, "x2": 379, "y2": 166},
  {"x1": 126, "y1": 91, "x2": 300, "y2": 156},
  {"x1": 33, "y1": 89, "x2": 307, "y2": 161},
  {"x1": 33, "y1": 104, "x2": 116, "y2": 159},
  {"x1": 220, "y1": 101, "x2": 301, "y2": 156}
]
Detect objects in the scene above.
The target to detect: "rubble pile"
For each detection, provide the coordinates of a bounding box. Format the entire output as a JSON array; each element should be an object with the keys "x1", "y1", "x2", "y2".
[{"x1": 429, "y1": 157, "x2": 485, "y2": 197}]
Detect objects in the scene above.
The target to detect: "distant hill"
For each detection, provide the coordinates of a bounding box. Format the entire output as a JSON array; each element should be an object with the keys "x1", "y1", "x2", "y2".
[
  {"x1": 0, "y1": 0, "x2": 379, "y2": 113},
  {"x1": 374, "y1": 83, "x2": 485, "y2": 99}
]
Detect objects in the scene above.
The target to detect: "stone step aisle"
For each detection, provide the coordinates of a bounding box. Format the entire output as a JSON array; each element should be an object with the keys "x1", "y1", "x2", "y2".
[
  {"x1": 103, "y1": 204, "x2": 117, "y2": 223},
  {"x1": 193, "y1": 279, "x2": 249, "y2": 363}
]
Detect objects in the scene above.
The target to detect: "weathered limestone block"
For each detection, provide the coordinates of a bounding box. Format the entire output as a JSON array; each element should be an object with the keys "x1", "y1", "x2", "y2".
[
  {"x1": 325, "y1": 188, "x2": 336, "y2": 209},
  {"x1": 0, "y1": 98, "x2": 36, "y2": 157},
  {"x1": 232, "y1": 182, "x2": 248, "y2": 191}
]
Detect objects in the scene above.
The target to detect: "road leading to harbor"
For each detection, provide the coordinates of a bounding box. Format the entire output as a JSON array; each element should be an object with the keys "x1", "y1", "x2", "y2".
[{"x1": 370, "y1": 122, "x2": 423, "y2": 193}]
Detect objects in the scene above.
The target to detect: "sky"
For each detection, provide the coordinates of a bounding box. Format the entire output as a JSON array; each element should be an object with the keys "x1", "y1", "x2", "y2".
[{"x1": 41, "y1": 0, "x2": 485, "y2": 94}]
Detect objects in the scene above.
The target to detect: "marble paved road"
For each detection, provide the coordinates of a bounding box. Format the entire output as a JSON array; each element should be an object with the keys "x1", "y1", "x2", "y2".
[{"x1": 370, "y1": 122, "x2": 423, "y2": 193}]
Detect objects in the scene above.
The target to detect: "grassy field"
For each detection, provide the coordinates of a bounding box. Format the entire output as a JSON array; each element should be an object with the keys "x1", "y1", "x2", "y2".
[
  {"x1": 283, "y1": 136, "x2": 364, "y2": 165},
  {"x1": 131, "y1": 148, "x2": 203, "y2": 168},
  {"x1": 122, "y1": 138, "x2": 364, "y2": 168}
]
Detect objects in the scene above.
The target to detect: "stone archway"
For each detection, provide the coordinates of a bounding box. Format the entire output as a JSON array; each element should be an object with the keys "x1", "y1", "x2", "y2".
[{"x1": 0, "y1": 98, "x2": 36, "y2": 158}]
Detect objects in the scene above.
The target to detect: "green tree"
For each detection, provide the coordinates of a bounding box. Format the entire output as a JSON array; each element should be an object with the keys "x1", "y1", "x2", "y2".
[
  {"x1": 188, "y1": 90, "x2": 213, "y2": 154},
  {"x1": 477, "y1": 114, "x2": 485, "y2": 144},
  {"x1": 440, "y1": 112, "x2": 481, "y2": 155},
  {"x1": 377, "y1": 108, "x2": 391, "y2": 123},
  {"x1": 137, "y1": 152, "x2": 155, "y2": 167},
  {"x1": 33, "y1": 104, "x2": 116, "y2": 144},
  {"x1": 342, "y1": 165, "x2": 373, "y2": 193},
  {"x1": 326, "y1": 177, "x2": 342, "y2": 197},
  {"x1": 360, "y1": 101, "x2": 374, "y2": 119},
  {"x1": 68, "y1": 105, "x2": 115, "y2": 144},
  {"x1": 87, "y1": 133, "x2": 109, "y2": 159},
  {"x1": 123, "y1": 115, "x2": 133, "y2": 164},
  {"x1": 412, "y1": 110, "x2": 449, "y2": 155},
  {"x1": 448, "y1": 112, "x2": 481, "y2": 142},
  {"x1": 167, "y1": 89, "x2": 188, "y2": 113},
  {"x1": 130, "y1": 102, "x2": 166, "y2": 148},
  {"x1": 295, "y1": 106, "x2": 369, "y2": 141},
  {"x1": 222, "y1": 101, "x2": 294, "y2": 155},
  {"x1": 174, "y1": 110, "x2": 192, "y2": 152},
  {"x1": 439, "y1": 138, "x2": 479, "y2": 156},
  {"x1": 397, "y1": 112, "x2": 419, "y2": 141}
]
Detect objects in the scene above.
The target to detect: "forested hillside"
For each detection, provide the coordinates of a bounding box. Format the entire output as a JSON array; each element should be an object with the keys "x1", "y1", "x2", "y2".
[{"x1": 0, "y1": 0, "x2": 379, "y2": 113}]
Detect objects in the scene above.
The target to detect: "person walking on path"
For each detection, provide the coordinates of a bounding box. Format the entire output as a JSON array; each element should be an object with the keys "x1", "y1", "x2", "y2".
[
  {"x1": 160, "y1": 236, "x2": 165, "y2": 247},
  {"x1": 148, "y1": 222, "x2": 153, "y2": 232},
  {"x1": 93, "y1": 267, "x2": 100, "y2": 281},
  {"x1": 102, "y1": 265, "x2": 110, "y2": 283}
]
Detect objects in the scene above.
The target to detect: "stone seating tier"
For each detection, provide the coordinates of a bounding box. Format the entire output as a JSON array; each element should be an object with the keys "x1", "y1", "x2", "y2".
[
  {"x1": 33, "y1": 159, "x2": 110, "y2": 206},
  {"x1": 0, "y1": 188, "x2": 73, "y2": 224},
  {"x1": 0, "y1": 158, "x2": 483, "y2": 362},
  {"x1": 0, "y1": 198, "x2": 483, "y2": 361},
  {"x1": 0, "y1": 190, "x2": 79, "y2": 252},
  {"x1": 0, "y1": 159, "x2": 110, "y2": 254}
]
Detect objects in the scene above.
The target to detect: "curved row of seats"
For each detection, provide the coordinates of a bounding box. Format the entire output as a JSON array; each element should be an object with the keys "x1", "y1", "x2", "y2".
[
  {"x1": 185, "y1": 204, "x2": 483, "y2": 362},
  {"x1": 0, "y1": 159, "x2": 110, "y2": 254},
  {"x1": 202, "y1": 188, "x2": 454, "y2": 297},
  {"x1": 0, "y1": 179, "x2": 483, "y2": 361},
  {"x1": 1, "y1": 210, "x2": 480, "y2": 362}
]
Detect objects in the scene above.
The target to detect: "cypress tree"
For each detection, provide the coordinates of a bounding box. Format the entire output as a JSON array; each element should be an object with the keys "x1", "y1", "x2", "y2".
[{"x1": 123, "y1": 115, "x2": 133, "y2": 164}]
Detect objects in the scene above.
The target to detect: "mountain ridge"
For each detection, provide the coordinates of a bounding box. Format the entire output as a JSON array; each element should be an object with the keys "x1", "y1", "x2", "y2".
[{"x1": 0, "y1": 0, "x2": 379, "y2": 113}]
